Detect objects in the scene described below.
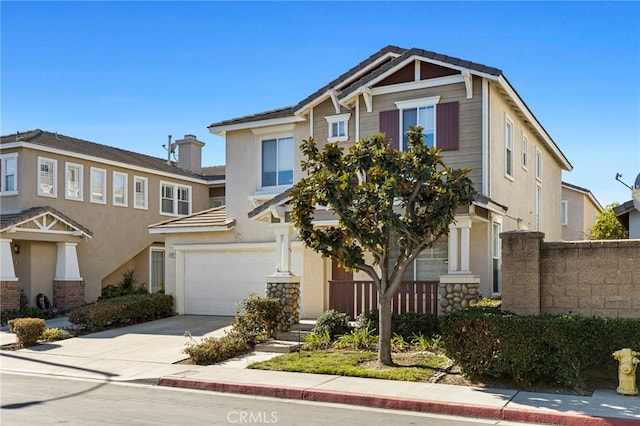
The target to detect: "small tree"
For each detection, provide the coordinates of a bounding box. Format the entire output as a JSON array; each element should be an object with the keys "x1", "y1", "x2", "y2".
[
  {"x1": 590, "y1": 203, "x2": 628, "y2": 240},
  {"x1": 292, "y1": 127, "x2": 475, "y2": 365}
]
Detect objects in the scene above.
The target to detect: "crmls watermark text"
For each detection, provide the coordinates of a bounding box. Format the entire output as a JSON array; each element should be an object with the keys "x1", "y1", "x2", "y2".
[{"x1": 227, "y1": 410, "x2": 278, "y2": 424}]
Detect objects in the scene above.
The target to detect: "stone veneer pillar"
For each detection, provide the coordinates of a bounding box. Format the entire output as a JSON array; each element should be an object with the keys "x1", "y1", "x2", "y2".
[
  {"x1": 53, "y1": 242, "x2": 84, "y2": 309},
  {"x1": 265, "y1": 275, "x2": 301, "y2": 332},
  {"x1": 438, "y1": 275, "x2": 481, "y2": 313},
  {"x1": 500, "y1": 230, "x2": 544, "y2": 315}
]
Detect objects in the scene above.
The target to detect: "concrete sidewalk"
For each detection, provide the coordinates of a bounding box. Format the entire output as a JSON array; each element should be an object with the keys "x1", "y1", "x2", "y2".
[{"x1": 1, "y1": 316, "x2": 639, "y2": 425}]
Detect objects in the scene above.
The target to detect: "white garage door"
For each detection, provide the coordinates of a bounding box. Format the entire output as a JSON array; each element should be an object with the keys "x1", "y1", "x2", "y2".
[{"x1": 183, "y1": 246, "x2": 302, "y2": 316}]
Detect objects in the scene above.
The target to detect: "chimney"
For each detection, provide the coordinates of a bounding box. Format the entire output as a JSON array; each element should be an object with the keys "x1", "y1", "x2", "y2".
[{"x1": 175, "y1": 134, "x2": 205, "y2": 174}]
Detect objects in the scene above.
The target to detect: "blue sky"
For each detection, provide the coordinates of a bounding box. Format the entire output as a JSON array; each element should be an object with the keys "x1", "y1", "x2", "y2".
[{"x1": 2, "y1": 1, "x2": 639, "y2": 206}]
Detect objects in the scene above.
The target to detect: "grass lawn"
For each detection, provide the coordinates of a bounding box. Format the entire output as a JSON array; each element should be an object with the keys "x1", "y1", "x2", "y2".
[{"x1": 248, "y1": 350, "x2": 450, "y2": 382}]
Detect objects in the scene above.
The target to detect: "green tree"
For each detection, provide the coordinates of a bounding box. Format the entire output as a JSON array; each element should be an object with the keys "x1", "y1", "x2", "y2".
[
  {"x1": 292, "y1": 127, "x2": 475, "y2": 365},
  {"x1": 590, "y1": 203, "x2": 628, "y2": 240}
]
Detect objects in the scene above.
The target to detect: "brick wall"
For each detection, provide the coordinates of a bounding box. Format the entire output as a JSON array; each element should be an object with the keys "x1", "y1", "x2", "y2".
[
  {"x1": 501, "y1": 231, "x2": 640, "y2": 318},
  {"x1": 53, "y1": 280, "x2": 85, "y2": 310},
  {"x1": 0, "y1": 280, "x2": 21, "y2": 311}
]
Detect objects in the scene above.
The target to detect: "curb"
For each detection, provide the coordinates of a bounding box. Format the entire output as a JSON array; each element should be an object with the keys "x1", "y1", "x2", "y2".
[{"x1": 158, "y1": 377, "x2": 637, "y2": 426}]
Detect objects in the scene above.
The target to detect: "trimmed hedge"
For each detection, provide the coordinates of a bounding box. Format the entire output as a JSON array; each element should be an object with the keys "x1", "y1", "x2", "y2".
[
  {"x1": 439, "y1": 306, "x2": 640, "y2": 391},
  {"x1": 8, "y1": 317, "x2": 46, "y2": 347},
  {"x1": 68, "y1": 293, "x2": 174, "y2": 330},
  {"x1": 355, "y1": 310, "x2": 439, "y2": 340},
  {"x1": 313, "y1": 309, "x2": 351, "y2": 338}
]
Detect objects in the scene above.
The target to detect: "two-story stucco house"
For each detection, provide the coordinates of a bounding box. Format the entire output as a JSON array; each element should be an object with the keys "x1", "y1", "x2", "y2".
[
  {"x1": 151, "y1": 45, "x2": 572, "y2": 319},
  {"x1": 561, "y1": 182, "x2": 603, "y2": 240},
  {"x1": 0, "y1": 129, "x2": 224, "y2": 311}
]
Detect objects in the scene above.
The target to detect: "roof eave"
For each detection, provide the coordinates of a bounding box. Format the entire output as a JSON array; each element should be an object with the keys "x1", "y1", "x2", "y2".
[{"x1": 208, "y1": 115, "x2": 306, "y2": 137}]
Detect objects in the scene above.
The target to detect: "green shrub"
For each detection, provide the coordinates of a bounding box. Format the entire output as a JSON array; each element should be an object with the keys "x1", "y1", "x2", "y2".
[
  {"x1": 354, "y1": 310, "x2": 439, "y2": 340},
  {"x1": 183, "y1": 332, "x2": 251, "y2": 364},
  {"x1": 229, "y1": 294, "x2": 282, "y2": 344},
  {"x1": 1, "y1": 306, "x2": 57, "y2": 326},
  {"x1": 333, "y1": 326, "x2": 376, "y2": 350},
  {"x1": 99, "y1": 269, "x2": 148, "y2": 301},
  {"x1": 8, "y1": 317, "x2": 46, "y2": 347},
  {"x1": 40, "y1": 327, "x2": 72, "y2": 342},
  {"x1": 314, "y1": 309, "x2": 350, "y2": 339},
  {"x1": 68, "y1": 293, "x2": 174, "y2": 330},
  {"x1": 439, "y1": 307, "x2": 640, "y2": 391},
  {"x1": 303, "y1": 330, "x2": 332, "y2": 350},
  {"x1": 390, "y1": 333, "x2": 409, "y2": 352}
]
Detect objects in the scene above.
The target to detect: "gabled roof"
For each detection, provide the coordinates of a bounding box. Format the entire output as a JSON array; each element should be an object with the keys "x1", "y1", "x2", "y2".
[
  {"x1": 1, "y1": 129, "x2": 212, "y2": 180},
  {"x1": 148, "y1": 206, "x2": 235, "y2": 234},
  {"x1": 0, "y1": 206, "x2": 92, "y2": 238},
  {"x1": 562, "y1": 181, "x2": 603, "y2": 212},
  {"x1": 202, "y1": 165, "x2": 226, "y2": 181},
  {"x1": 207, "y1": 45, "x2": 572, "y2": 172}
]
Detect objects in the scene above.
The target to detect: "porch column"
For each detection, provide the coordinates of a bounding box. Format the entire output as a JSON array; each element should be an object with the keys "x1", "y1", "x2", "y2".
[
  {"x1": 266, "y1": 223, "x2": 300, "y2": 331},
  {"x1": 447, "y1": 217, "x2": 471, "y2": 274},
  {"x1": 459, "y1": 217, "x2": 472, "y2": 274},
  {"x1": 53, "y1": 242, "x2": 84, "y2": 309},
  {"x1": 0, "y1": 238, "x2": 21, "y2": 311},
  {"x1": 447, "y1": 225, "x2": 459, "y2": 273},
  {"x1": 0, "y1": 239, "x2": 17, "y2": 281}
]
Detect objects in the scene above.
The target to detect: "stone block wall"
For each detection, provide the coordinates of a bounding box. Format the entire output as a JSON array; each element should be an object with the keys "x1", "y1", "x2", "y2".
[
  {"x1": 53, "y1": 280, "x2": 85, "y2": 310},
  {"x1": 501, "y1": 231, "x2": 640, "y2": 318},
  {"x1": 0, "y1": 280, "x2": 21, "y2": 311}
]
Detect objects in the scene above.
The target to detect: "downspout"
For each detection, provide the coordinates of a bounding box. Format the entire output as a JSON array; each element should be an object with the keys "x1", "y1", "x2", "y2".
[{"x1": 482, "y1": 78, "x2": 490, "y2": 197}]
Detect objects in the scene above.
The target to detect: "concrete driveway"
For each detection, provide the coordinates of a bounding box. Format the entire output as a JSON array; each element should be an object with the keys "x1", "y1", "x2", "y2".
[{"x1": 3, "y1": 315, "x2": 234, "y2": 364}]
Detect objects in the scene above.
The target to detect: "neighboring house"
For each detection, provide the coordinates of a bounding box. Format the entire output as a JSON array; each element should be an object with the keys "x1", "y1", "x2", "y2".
[
  {"x1": 561, "y1": 182, "x2": 603, "y2": 240},
  {"x1": 0, "y1": 130, "x2": 224, "y2": 310},
  {"x1": 614, "y1": 172, "x2": 640, "y2": 239},
  {"x1": 150, "y1": 45, "x2": 572, "y2": 318}
]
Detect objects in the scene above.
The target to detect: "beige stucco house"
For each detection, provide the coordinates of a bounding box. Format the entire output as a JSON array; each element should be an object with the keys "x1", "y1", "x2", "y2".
[
  {"x1": 0, "y1": 130, "x2": 224, "y2": 310},
  {"x1": 561, "y1": 182, "x2": 602, "y2": 240},
  {"x1": 150, "y1": 46, "x2": 573, "y2": 319}
]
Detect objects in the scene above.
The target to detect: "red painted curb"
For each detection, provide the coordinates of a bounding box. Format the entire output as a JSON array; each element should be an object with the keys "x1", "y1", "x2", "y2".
[{"x1": 158, "y1": 377, "x2": 637, "y2": 426}]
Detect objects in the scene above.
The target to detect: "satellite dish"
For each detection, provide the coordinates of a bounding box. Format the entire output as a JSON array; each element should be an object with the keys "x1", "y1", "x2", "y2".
[{"x1": 635, "y1": 172, "x2": 640, "y2": 189}]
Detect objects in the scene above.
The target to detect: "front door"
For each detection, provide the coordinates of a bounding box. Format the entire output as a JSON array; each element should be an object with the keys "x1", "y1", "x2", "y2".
[{"x1": 150, "y1": 249, "x2": 165, "y2": 293}]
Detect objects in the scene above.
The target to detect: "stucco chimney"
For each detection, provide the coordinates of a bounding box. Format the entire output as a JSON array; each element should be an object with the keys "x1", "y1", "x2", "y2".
[{"x1": 175, "y1": 134, "x2": 205, "y2": 174}]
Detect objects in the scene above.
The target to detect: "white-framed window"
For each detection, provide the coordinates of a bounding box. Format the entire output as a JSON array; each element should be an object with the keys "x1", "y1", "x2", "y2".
[
  {"x1": 396, "y1": 96, "x2": 440, "y2": 150},
  {"x1": 505, "y1": 117, "x2": 514, "y2": 179},
  {"x1": 160, "y1": 181, "x2": 191, "y2": 215},
  {"x1": 90, "y1": 167, "x2": 107, "y2": 204},
  {"x1": 113, "y1": 171, "x2": 128, "y2": 207},
  {"x1": 37, "y1": 156, "x2": 57, "y2": 197},
  {"x1": 133, "y1": 176, "x2": 148, "y2": 210},
  {"x1": 0, "y1": 153, "x2": 18, "y2": 195},
  {"x1": 261, "y1": 136, "x2": 293, "y2": 188},
  {"x1": 561, "y1": 200, "x2": 568, "y2": 226},
  {"x1": 535, "y1": 185, "x2": 542, "y2": 231},
  {"x1": 65, "y1": 162, "x2": 83, "y2": 201},
  {"x1": 492, "y1": 220, "x2": 502, "y2": 294},
  {"x1": 325, "y1": 113, "x2": 351, "y2": 142},
  {"x1": 149, "y1": 248, "x2": 165, "y2": 294},
  {"x1": 521, "y1": 134, "x2": 528, "y2": 169},
  {"x1": 535, "y1": 149, "x2": 542, "y2": 181}
]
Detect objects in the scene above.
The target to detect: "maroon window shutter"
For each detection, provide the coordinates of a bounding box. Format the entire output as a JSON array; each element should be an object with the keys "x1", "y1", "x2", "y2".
[
  {"x1": 379, "y1": 109, "x2": 399, "y2": 150},
  {"x1": 436, "y1": 101, "x2": 459, "y2": 151}
]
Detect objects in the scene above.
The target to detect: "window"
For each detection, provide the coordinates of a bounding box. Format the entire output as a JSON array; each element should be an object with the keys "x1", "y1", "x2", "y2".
[
  {"x1": 134, "y1": 176, "x2": 148, "y2": 209},
  {"x1": 505, "y1": 118, "x2": 514, "y2": 178},
  {"x1": 535, "y1": 185, "x2": 542, "y2": 231},
  {"x1": 65, "y1": 162, "x2": 83, "y2": 201},
  {"x1": 561, "y1": 200, "x2": 568, "y2": 226},
  {"x1": 521, "y1": 135, "x2": 528, "y2": 169},
  {"x1": 325, "y1": 113, "x2": 351, "y2": 142},
  {"x1": 535, "y1": 149, "x2": 542, "y2": 181},
  {"x1": 160, "y1": 181, "x2": 191, "y2": 215},
  {"x1": 37, "y1": 157, "x2": 57, "y2": 197},
  {"x1": 149, "y1": 249, "x2": 165, "y2": 294},
  {"x1": 113, "y1": 172, "x2": 128, "y2": 206},
  {"x1": 262, "y1": 136, "x2": 293, "y2": 187},
  {"x1": 90, "y1": 167, "x2": 107, "y2": 204},
  {"x1": 1, "y1": 153, "x2": 18, "y2": 194},
  {"x1": 396, "y1": 96, "x2": 440, "y2": 150}
]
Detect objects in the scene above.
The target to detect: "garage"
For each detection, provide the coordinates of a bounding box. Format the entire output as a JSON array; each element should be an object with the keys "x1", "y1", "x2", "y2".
[{"x1": 180, "y1": 244, "x2": 303, "y2": 316}]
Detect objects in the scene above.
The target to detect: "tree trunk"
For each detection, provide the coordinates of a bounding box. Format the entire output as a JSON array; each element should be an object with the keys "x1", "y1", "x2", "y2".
[{"x1": 378, "y1": 295, "x2": 393, "y2": 366}]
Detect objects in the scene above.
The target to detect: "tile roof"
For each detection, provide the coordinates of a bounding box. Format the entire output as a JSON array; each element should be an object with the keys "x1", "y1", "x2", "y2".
[
  {"x1": 1, "y1": 129, "x2": 212, "y2": 180},
  {"x1": 0, "y1": 206, "x2": 93, "y2": 237},
  {"x1": 201, "y1": 165, "x2": 226, "y2": 180},
  {"x1": 148, "y1": 206, "x2": 235, "y2": 232},
  {"x1": 208, "y1": 45, "x2": 502, "y2": 129}
]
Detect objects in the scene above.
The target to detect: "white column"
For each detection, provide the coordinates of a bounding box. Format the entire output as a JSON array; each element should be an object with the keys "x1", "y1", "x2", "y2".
[
  {"x1": 448, "y1": 224, "x2": 459, "y2": 273},
  {"x1": 459, "y1": 218, "x2": 472, "y2": 274},
  {"x1": 54, "y1": 242, "x2": 82, "y2": 281},
  {"x1": 271, "y1": 224, "x2": 292, "y2": 274},
  {"x1": 0, "y1": 239, "x2": 18, "y2": 281}
]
